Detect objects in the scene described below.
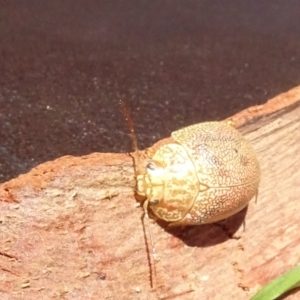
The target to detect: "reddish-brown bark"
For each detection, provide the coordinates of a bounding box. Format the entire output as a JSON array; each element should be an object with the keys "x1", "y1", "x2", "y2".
[{"x1": 0, "y1": 86, "x2": 300, "y2": 299}]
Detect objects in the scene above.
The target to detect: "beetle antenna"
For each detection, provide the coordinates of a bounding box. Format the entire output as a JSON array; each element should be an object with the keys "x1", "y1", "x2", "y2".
[
  {"x1": 143, "y1": 200, "x2": 157, "y2": 288},
  {"x1": 119, "y1": 100, "x2": 141, "y2": 171},
  {"x1": 119, "y1": 100, "x2": 157, "y2": 288}
]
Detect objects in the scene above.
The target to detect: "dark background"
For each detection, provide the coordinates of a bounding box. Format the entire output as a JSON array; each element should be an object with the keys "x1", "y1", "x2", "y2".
[{"x1": 0, "y1": 1, "x2": 300, "y2": 183}]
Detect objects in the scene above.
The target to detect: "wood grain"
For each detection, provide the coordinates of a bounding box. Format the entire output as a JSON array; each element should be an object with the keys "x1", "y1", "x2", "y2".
[{"x1": 0, "y1": 86, "x2": 300, "y2": 300}]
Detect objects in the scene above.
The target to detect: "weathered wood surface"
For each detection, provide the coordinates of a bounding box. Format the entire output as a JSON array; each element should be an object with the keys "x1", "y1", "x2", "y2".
[{"x1": 0, "y1": 86, "x2": 300, "y2": 300}]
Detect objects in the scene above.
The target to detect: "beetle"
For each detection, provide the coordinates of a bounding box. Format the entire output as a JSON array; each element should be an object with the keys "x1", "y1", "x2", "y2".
[
  {"x1": 120, "y1": 101, "x2": 260, "y2": 288},
  {"x1": 136, "y1": 121, "x2": 260, "y2": 226}
]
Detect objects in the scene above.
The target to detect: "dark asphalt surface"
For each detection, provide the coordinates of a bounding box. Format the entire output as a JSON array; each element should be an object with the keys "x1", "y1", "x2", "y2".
[{"x1": 0, "y1": 1, "x2": 300, "y2": 182}]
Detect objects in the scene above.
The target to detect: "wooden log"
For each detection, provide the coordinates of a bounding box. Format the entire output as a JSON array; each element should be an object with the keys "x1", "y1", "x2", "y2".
[{"x1": 0, "y1": 86, "x2": 299, "y2": 300}]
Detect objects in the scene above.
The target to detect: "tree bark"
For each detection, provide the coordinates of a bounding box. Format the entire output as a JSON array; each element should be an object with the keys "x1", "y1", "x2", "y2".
[{"x1": 0, "y1": 86, "x2": 300, "y2": 300}]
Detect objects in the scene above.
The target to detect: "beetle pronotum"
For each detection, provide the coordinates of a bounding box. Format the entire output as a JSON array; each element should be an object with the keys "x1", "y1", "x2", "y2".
[{"x1": 120, "y1": 100, "x2": 260, "y2": 288}]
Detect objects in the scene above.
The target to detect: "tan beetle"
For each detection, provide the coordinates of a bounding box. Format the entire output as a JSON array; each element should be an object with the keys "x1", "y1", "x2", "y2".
[
  {"x1": 136, "y1": 121, "x2": 260, "y2": 226},
  {"x1": 120, "y1": 101, "x2": 260, "y2": 287}
]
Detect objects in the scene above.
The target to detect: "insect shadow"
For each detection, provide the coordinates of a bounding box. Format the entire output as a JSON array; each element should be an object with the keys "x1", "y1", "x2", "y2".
[{"x1": 156, "y1": 206, "x2": 248, "y2": 248}]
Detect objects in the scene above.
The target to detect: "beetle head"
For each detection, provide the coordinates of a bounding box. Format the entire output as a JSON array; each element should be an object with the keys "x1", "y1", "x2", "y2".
[{"x1": 135, "y1": 161, "x2": 165, "y2": 206}]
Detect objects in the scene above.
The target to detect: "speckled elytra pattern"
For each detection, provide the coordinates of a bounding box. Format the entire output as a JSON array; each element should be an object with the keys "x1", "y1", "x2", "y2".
[{"x1": 136, "y1": 121, "x2": 260, "y2": 225}]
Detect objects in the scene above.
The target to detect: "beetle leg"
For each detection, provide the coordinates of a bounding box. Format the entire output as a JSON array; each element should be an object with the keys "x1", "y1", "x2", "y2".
[
  {"x1": 223, "y1": 119, "x2": 236, "y2": 128},
  {"x1": 142, "y1": 200, "x2": 157, "y2": 288}
]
